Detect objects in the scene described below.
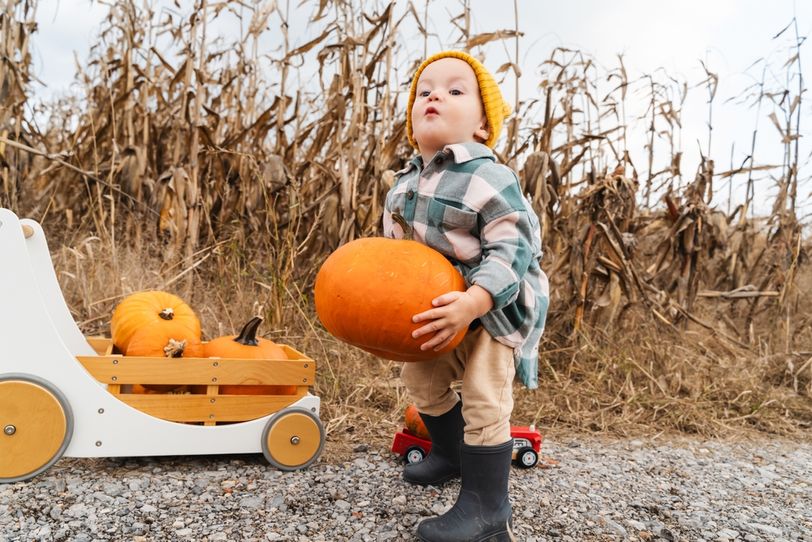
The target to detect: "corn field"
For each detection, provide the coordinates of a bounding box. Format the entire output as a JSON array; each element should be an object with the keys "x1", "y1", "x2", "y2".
[{"x1": 1, "y1": 0, "x2": 811, "y2": 439}]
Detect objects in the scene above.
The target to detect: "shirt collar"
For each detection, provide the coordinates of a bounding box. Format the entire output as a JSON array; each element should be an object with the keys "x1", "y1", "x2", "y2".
[
  {"x1": 442, "y1": 142, "x2": 495, "y2": 164},
  {"x1": 402, "y1": 142, "x2": 495, "y2": 174}
]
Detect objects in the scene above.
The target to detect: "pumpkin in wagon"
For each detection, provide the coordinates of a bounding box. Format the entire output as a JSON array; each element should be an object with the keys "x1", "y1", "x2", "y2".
[
  {"x1": 111, "y1": 290, "x2": 201, "y2": 355},
  {"x1": 314, "y1": 215, "x2": 467, "y2": 362},
  {"x1": 203, "y1": 316, "x2": 297, "y2": 395},
  {"x1": 126, "y1": 321, "x2": 203, "y2": 392}
]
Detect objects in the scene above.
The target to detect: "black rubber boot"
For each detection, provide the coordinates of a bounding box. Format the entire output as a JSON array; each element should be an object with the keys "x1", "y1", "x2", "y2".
[
  {"x1": 416, "y1": 439, "x2": 515, "y2": 542},
  {"x1": 403, "y1": 401, "x2": 464, "y2": 486}
]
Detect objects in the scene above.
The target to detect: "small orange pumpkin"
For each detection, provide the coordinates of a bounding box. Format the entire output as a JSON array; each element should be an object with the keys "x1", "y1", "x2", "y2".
[
  {"x1": 404, "y1": 404, "x2": 430, "y2": 440},
  {"x1": 204, "y1": 317, "x2": 296, "y2": 395},
  {"x1": 126, "y1": 321, "x2": 203, "y2": 392},
  {"x1": 111, "y1": 291, "x2": 201, "y2": 354},
  {"x1": 128, "y1": 384, "x2": 190, "y2": 395},
  {"x1": 129, "y1": 384, "x2": 154, "y2": 394},
  {"x1": 314, "y1": 232, "x2": 467, "y2": 362}
]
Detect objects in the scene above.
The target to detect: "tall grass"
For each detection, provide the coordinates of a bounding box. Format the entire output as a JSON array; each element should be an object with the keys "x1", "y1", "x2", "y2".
[{"x1": 1, "y1": 0, "x2": 810, "y2": 439}]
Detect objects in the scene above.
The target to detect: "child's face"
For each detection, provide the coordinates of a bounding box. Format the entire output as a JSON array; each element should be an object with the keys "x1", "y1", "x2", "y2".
[{"x1": 411, "y1": 58, "x2": 489, "y2": 158}]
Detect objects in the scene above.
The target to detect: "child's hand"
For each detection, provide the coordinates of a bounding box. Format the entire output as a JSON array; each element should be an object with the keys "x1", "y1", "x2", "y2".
[{"x1": 411, "y1": 286, "x2": 493, "y2": 352}]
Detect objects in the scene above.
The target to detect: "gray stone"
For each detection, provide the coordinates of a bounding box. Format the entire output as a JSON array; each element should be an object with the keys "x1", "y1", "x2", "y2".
[
  {"x1": 239, "y1": 496, "x2": 263, "y2": 509},
  {"x1": 626, "y1": 519, "x2": 646, "y2": 531},
  {"x1": 748, "y1": 523, "x2": 783, "y2": 537},
  {"x1": 48, "y1": 506, "x2": 62, "y2": 520},
  {"x1": 103, "y1": 483, "x2": 124, "y2": 497},
  {"x1": 717, "y1": 528, "x2": 740, "y2": 540},
  {"x1": 603, "y1": 518, "x2": 627, "y2": 538}
]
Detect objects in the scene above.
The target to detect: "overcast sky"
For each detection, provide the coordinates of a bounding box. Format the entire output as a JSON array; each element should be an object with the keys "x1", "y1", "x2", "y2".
[{"x1": 30, "y1": 0, "x2": 812, "y2": 216}]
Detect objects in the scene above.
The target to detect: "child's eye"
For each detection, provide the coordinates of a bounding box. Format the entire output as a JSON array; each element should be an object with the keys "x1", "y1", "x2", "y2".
[
  {"x1": 418, "y1": 90, "x2": 431, "y2": 97},
  {"x1": 450, "y1": 89, "x2": 463, "y2": 96}
]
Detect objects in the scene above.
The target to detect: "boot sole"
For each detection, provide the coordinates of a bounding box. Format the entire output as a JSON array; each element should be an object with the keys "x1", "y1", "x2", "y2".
[
  {"x1": 402, "y1": 470, "x2": 461, "y2": 486},
  {"x1": 416, "y1": 522, "x2": 516, "y2": 542}
]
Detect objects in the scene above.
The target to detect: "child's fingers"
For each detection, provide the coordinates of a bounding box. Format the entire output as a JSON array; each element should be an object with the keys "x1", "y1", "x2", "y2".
[
  {"x1": 412, "y1": 319, "x2": 456, "y2": 349},
  {"x1": 420, "y1": 330, "x2": 452, "y2": 351},
  {"x1": 412, "y1": 320, "x2": 442, "y2": 339},
  {"x1": 411, "y1": 308, "x2": 438, "y2": 323},
  {"x1": 415, "y1": 322, "x2": 461, "y2": 350},
  {"x1": 431, "y1": 334, "x2": 454, "y2": 352},
  {"x1": 431, "y1": 291, "x2": 462, "y2": 307},
  {"x1": 414, "y1": 292, "x2": 465, "y2": 322},
  {"x1": 413, "y1": 304, "x2": 456, "y2": 323}
]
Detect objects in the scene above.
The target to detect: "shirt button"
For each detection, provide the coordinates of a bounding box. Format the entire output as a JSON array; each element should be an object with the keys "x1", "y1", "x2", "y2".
[{"x1": 407, "y1": 190, "x2": 415, "y2": 200}]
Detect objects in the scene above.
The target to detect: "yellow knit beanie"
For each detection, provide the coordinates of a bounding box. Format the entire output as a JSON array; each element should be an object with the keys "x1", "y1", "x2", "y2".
[{"x1": 406, "y1": 50, "x2": 512, "y2": 150}]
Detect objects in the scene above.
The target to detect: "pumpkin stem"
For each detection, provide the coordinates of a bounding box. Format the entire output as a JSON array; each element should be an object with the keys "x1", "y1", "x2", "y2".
[
  {"x1": 159, "y1": 308, "x2": 175, "y2": 320},
  {"x1": 391, "y1": 212, "x2": 414, "y2": 241},
  {"x1": 234, "y1": 316, "x2": 263, "y2": 346},
  {"x1": 163, "y1": 339, "x2": 187, "y2": 358}
]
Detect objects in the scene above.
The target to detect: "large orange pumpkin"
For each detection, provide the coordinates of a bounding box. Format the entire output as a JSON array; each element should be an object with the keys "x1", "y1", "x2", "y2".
[
  {"x1": 126, "y1": 321, "x2": 203, "y2": 392},
  {"x1": 314, "y1": 236, "x2": 467, "y2": 361},
  {"x1": 204, "y1": 317, "x2": 296, "y2": 395},
  {"x1": 404, "y1": 404, "x2": 430, "y2": 440},
  {"x1": 111, "y1": 291, "x2": 201, "y2": 354}
]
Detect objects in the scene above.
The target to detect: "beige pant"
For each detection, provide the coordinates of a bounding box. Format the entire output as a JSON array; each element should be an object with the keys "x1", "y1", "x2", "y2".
[{"x1": 401, "y1": 327, "x2": 515, "y2": 446}]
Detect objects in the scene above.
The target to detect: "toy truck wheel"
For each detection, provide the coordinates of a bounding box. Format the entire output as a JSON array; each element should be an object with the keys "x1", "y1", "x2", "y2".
[
  {"x1": 0, "y1": 374, "x2": 74, "y2": 483},
  {"x1": 261, "y1": 407, "x2": 325, "y2": 471},
  {"x1": 405, "y1": 446, "x2": 426, "y2": 464},
  {"x1": 516, "y1": 447, "x2": 538, "y2": 469}
]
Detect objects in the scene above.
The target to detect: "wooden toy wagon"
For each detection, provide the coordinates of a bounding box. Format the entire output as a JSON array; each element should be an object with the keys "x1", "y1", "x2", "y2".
[{"x1": 0, "y1": 208, "x2": 325, "y2": 483}]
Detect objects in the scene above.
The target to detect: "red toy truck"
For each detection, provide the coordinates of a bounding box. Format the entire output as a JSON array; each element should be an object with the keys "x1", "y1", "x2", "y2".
[{"x1": 391, "y1": 425, "x2": 543, "y2": 468}]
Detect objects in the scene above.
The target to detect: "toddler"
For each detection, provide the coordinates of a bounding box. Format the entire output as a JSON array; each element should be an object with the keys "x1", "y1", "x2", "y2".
[{"x1": 383, "y1": 50, "x2": 549, "y2": 542}]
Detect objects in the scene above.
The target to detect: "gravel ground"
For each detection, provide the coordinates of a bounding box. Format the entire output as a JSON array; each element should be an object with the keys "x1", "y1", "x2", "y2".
[{"x1": 1, "y1": 433, "x2": 810, "y2": 542}]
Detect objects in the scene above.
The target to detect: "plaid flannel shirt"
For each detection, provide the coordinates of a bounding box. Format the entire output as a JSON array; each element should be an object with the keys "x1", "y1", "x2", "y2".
[{"x1": 383, "y1": 142, "x2": 549, "y2": 389}]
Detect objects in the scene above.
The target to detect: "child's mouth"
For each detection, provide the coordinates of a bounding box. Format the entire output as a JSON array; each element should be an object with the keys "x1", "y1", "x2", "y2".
[{"x1": 425, "y1": 107, "x2": 439, "y2": 116}]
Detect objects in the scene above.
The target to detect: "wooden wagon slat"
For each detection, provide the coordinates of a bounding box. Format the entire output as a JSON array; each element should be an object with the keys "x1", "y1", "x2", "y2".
[
  {"x1": 75, "y1": 355, "x2": 315, "y2": 386},
  {"x1": 116, "y1": 392, "x2": 307, "y2": 423},
  {"x1": 86, "y1": 337, "x2": 113, "y2": 355},
  {"x1": 82, "y1": 338, "x2": 311, "y2": 360}
]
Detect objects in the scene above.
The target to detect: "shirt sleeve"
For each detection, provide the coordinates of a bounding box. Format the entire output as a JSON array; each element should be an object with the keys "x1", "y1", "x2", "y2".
[
  {"x1": 382, "y1": 164, "x2": 415, "y2": 239},
  {"x1": 467, "y1": 171, "x2": 537, "y2": 311}
]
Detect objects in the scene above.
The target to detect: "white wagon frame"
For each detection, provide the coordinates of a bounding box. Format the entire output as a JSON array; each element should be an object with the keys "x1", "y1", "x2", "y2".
[{"x1": 0, "y1": 208, "x2": 324, "y2": 483}]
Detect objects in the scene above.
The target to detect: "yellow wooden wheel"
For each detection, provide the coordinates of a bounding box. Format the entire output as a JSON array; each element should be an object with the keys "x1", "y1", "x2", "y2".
[
  {"x1": 0, "y1": 375, "x2": 73, "y2": 483},
  {"x1": 261, "y1": 407, "x2": 324, "y2": 471}
]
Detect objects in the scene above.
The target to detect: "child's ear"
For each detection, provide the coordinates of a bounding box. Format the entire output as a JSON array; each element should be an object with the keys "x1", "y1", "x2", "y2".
[{"x1": 474, "y1": 117, "x2": 489, "y2": 142}]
